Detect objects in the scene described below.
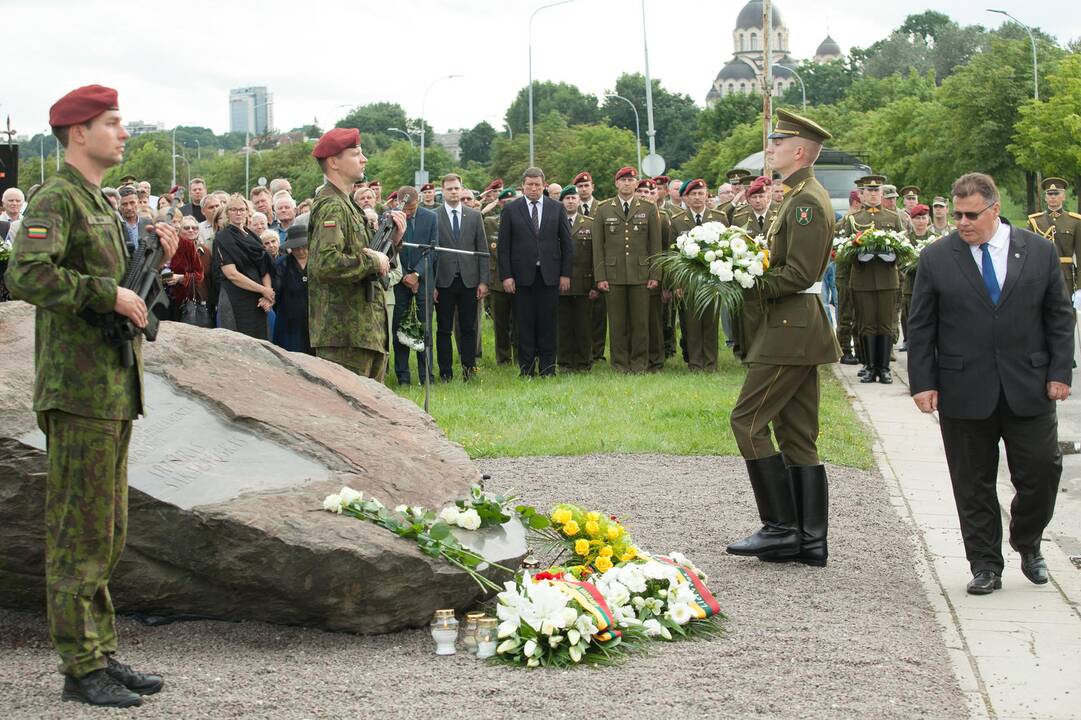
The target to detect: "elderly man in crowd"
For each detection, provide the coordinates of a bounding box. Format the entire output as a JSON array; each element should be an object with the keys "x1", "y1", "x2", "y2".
[
  {"x1": 271, "y1": 194, "x2": 297, "y2": 242},
  {"x1": 250, "y1": 186, "x2": 273, "y2": 221},
  {"x1": 3, "y1": 187, "x2": 25, "y2": 223},
  {"x1": 249, "y1": 211, "x2": 269, "y2": 237},
  {"x1": 198, "y1": 193, "x2": 223, "y2": 244}
]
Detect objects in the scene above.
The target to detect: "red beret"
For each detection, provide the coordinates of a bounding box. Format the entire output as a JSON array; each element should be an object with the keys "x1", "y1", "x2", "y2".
[
  {"x1": 573, "y1": 172, "x2": 593, "y2": 185},
  {"x1": 614, "y1": 166, "x2": 637, "y2": 182},
  {"x1": 746, "y1": 175, "x2": 772, "y2": 197},
  {"x1": 636, "y1": 179, "x2": 655, "y2": 191},
  {"x1": 483, "y1": 178, "x2": 504, "y2": 192},
  {"x1": 420, "y1": 183, "x2": 434, "y2": 192},
  {"x1": 652, "y1": 175, "x2": 670, "y2": 185},
  {"x1": 49, "y1": 84, "x2": 119, "y2": 128},
  {"x1": 387, "y1": 191, "x2": 399, "y2": 201},
  {"x1": 369, "y1": 180, "x2": 381, "y2": 188},
  {"x1": 848, "y1": 190, "x2": 861, "y2": 203},
  {"x1": 910, "y1": 203, "x2": 930, "y2": 218},
  {"x1": 683, "y1": 178, "x2": 707, "y2": 194},
  {"x1": 312, "y1": 127, "x2": 361, "y2": 159}
]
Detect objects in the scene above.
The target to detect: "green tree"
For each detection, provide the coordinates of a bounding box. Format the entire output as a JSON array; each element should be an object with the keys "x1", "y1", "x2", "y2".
[
  {"x1": 459, "y1": 121, "x2": 496, "y2": 165},
  {"x1": 336, "y1": 102, "x2": 411, "y2": 154},
  {"x1": 104, "y1": 138, "x2": 171, "y2": 192},
  {"x1": 549, "y1": 124, "x2": 639, "y2": 198},
  {"x1": 504, "y1": 81, "x2": 600, "y2": 136},
  {"x1": 675, "y1": 122, "x2": 763, "y2": 188},
  {"x1": 490, "y1": 112, "x2": 575, "y2": 184},
  {"x1": 696, "y1": 92, "x2": 760, "y2": 144},
  {"x1": 779, "y1": 60, "x2": 856, "y2": 107},
  {"x1": 603, "y1": 73, "x2": 699, "y2": 170},
  {"x1": 852, "y1": 12, "x2": 987, "y2": 83},
  {"x1": 365, "y1": 140, "x2": 454, "y2": 192}
]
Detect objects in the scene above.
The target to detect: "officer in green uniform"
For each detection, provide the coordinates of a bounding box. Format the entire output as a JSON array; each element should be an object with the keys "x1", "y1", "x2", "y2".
[
  {"x1": 834, "y1": 189, "x2": 861, "y2": 364},
  {"x1": 930, "y1": 195, "x2": 954, "y2": 236},
  {"x1": 555, "y1": 185, "x2": 596, "y2": 371},
  {"x1": 308, "y1": 127, "x2": 406, "y2": 382},
  {"x1": 900, "y1": 203, "x2": 933, "y2": 352},
  {"x1": 635, "y1": 178, "x2": 668, "y2": 371},
  {"x1": 846, "y1": 175, "x2": 904, "y2": 384},
  {"x1": 484, "y1": 188, "x2": 517, "y2": 364},
  {"x1": 669, "y1": 178, "x2": 726, "y2": 370},
  {"x1": 717, "y1": 168, "x2": 750, "y2": 221},
  {"x1": 729, "y1": 176, "x2": 777, "y2": 236},
  {"x1": 592, "y1": 166, "x2": 661, "y2": 373},
  {"x1": 574, "y1": 171, "x2": 607, "y2": 362},
  {"x1": 5, "y1": 85, "x2": 171, "y2": 708},
  {"x1": 727, "y1": 109, "x2": 839, "y2": 568},
  {"x1": 1029, "y1": 177, "x2": 1081, "y2": 298}
]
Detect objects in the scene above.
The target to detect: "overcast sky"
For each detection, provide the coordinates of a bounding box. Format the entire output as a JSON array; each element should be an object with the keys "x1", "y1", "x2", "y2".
[{"x1": 6, "y1": 0, "x2": 1078, "y2": 140}]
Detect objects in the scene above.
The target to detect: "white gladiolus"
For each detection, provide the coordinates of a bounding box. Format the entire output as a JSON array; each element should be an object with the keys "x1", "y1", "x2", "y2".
[
  {"x1": 438, "y1": 506, "x2": 460, "y2": 524},
  {"x1": 322, "y1": 494, "x2": 343, "y2": 513},
  {"x1": 497, "y1": 638, "x2": 518, "y2": 654},
  {"x1": 338, "y1": 486, "x2": 363, "y2": 505},
  {"x1": 457, "y1": 508, "x2": 482, "y2": 530}
]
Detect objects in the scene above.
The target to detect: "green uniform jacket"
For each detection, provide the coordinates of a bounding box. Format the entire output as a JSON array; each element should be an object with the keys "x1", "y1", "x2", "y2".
[
  {"x1": 669, "y1": 206, "x2": 728, "y2": 240},
  {"x1": 902, "y1": 230, "x2": 933, "y2": 295},
  {"x1": 592, "y1": 197, "x2": 661, "y2": 285},
  {"x1": 742, "y1": 166, "x2": 840, "y2": 366},
  {"x1": 308, "y1": 183, "x2": 386, "y2": 352},
  {"x1": 4, "y1": 164, "x2": 142, "y2": 419},
  {"x1": 483, "y1": 214, "x2": 504, "y2": 294},
  {"x1": 846, "y1": 206, "x2": 904, "y2": 291},
  {"x1": 1029, "y1": 209, "x2": 1081, "y2": 291},
  {"x1": 567, "y1": 214, "x2": 596, "y2": 295},
  {"x1": 729, "y1": 204, "x2": 780, "y2": 237}
]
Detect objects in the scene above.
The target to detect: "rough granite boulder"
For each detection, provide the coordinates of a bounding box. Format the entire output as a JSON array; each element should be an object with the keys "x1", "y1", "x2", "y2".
[{"x1": 0, "y1": 301, "x2": 524, "y2": 633}]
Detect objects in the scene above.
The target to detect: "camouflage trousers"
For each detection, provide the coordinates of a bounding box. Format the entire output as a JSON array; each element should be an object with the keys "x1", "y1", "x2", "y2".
[
  {"x1": 316, "y1": 346, "x2": 388, "y2": 383},
  {"x1": 42, "y1": 410, "x2": 131, "y2": 678}
]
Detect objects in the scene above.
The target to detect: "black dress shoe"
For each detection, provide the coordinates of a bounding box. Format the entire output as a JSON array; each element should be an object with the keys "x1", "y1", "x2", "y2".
[
  {"x1": 107, "y1": 655, "x2": 164, "y2": 695},
  {"x1": 1021, "y1": 551, "x2": 1049, "y2": 585},
  {"x1": 62, "y1": 669, "x2": 143, "y2": 707},
  {"x1": 840, "y1": 354, "x2": 859, "y2": 365},
  {"x1": 966, "y1": 570, "x2": 1002, "y2": 595}
]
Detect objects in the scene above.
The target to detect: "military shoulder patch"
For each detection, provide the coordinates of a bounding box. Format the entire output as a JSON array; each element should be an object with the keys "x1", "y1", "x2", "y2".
[
  {"x1": 795, "y1": 207, "x2": 814, "y2": 225},
  {"x1": 322, "y1": 220, "x2": 337, "y2": 228},
  {"x1": 26, "y1": 225, "x2": 49, "y2": 240}
]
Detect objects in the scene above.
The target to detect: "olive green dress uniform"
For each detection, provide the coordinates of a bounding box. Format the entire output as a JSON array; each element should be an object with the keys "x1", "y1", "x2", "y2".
[
  {"x1": 670, "y1": 207, "x2": 727, "y2": 370},
  {"x1": 557, "y1": 213, "x2": 596, "y2": 371},
  {"x1": 1029, "y1": 206, "x2": 1081, "y2": 295},
  {"x1": 308, "y1": 182, "x2": 390, "y2": 381},
  {"x1": 730, "y1": 164, "x2": 840, "y2": 465},
  {"x1": 648, "y1": 206, "x2": 671, "y2": 371},
  {"x1": 581, "y1": 196, "x2": 608, "y2": 361},
  {"x1": 483, "y1": 212, "x2": 515, "y2": 364},
  {"x1": 729, "y1": 204, "x2": 779, "y2": 237},
  {"x1": 592, "y1": 196, "x2": 662, "y2": 373},
  {"x1": 900, "y1": 229, "x2": 932, "y2": 345},
  {"x1": 846, "y1": 206, "x2": 904, "y2": 335},
  {"x1": 4, "y1": 164, "x2": 143, "y2": 679}
]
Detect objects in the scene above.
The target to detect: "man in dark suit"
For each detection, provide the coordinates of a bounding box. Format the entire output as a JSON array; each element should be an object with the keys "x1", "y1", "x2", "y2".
[
  {"x1": 497, "y1": 167, "x2": 573, "y2": 377},
  {"x1": 908, "y1": 172, "x2": 1074, "y2": 596},
  {"x1": 392, "y1": 187, "x2": 439, "y2": 385},
  {"x1": 433, "y1": 173, "x2": 488, "y2": 382}
]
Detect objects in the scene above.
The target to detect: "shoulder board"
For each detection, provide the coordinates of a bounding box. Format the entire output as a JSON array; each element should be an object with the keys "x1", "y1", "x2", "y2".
[
  {"x1": 596, "y1": 198, "x2": 615, "y2": 208},
  {"x1": 1028, "y1": 212, "x2": 1043, "y2": 219},
  {"x1": 1068, "y1": 212, "x2": 1081, "y2": 221}
]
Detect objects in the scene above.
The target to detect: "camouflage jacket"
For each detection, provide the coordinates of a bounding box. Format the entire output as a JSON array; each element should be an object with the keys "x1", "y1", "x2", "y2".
[
  {"x1": 4, "y1": 164, "x2": 142, "y2": 420},
  {"x1": 307, "y1": 182, "x2": 386, "y2": 352}
]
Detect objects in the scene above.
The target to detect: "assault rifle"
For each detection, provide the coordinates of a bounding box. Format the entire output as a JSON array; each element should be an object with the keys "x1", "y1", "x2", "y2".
[{"x1": 370, "y1": 207, "x2": 401, "y2": 290}]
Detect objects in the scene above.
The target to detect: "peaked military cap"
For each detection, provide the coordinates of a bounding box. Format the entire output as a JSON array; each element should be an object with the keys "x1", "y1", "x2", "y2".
[
  {"x1": 767, "y1": 108, "x2": 832, "y2": 144},
  {"x1": 1042, "y1": 177, "x2": 1068, "y2": 192},
  {"x1": 899, "y1": 185, "x2": 920, "y2": 198},
  {"x1": 725, "y1": 168, "x2": 751, "y2": 181},
  {"x1": 882, "y1": 184, "x2": 899, "y2": 198},
  {"x1": 856, "y1": 175, "x2": 886, "y2": 189},
  {"x1": 932, "y1": 196, "x2": 948, "y2": 207}
]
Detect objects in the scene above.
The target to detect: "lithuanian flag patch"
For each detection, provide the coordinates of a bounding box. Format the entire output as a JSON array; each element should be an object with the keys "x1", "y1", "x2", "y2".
[
  {"x1": 26, "y1": 226, "x2": 49, "y2": 240},
  {"x1": 322, "y1": 220, "x2": 337, "y2": 228}
]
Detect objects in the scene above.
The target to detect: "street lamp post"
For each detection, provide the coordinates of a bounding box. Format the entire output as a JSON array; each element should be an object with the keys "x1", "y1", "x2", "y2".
[
  {"x1": 171, "y1": 126, "x2": 178, "y2": 187},
  {"x1": 419, "y1": 74, "x2": 462, "y2": 186},
  {"x1": 174, "y1": 154, "x2": 190, "y2": 189},
  {"x1": 39, "y1": 133, "x2": 45, "y2": 184},
  {"x1": 386, "y1": 127, "x2": 415, "y2": 148},
  {"x1": 773, "y1": 63, "x2": 806, "y2": 111},
  {"x1": 193, "y1": 138, "x2": 201, "y2": 162},
  {"x1": 528, "y1": 0, "x2": 574, "y2": 167},
  {"x1": 987, "y1": 9, "x2": 1038, "y2": 101},
  {"x1": 606, "y1": 94, "x2": 642, "y2": 176},
  {"x1": 640, "y1": 0, "x2": 658, "y2": 164}
]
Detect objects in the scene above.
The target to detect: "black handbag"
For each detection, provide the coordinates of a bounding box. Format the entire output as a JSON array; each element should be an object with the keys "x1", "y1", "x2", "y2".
[{"x1": 179, "y1": 298, "x2": 213, "y2": 327}]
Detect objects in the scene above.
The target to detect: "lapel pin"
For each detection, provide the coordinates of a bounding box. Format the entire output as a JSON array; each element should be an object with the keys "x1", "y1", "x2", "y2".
[{"x1": 1014, "y1": 253, "x2": 1020, "y2": 258}]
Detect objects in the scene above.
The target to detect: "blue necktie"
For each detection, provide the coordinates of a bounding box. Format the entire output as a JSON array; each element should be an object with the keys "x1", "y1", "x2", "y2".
[
  {"x1": 980, "y1": 242, "x2": 1000, "y2": 305},
  {"x1": 451, "y1": 209, "x2": 460, "y2": 242}
]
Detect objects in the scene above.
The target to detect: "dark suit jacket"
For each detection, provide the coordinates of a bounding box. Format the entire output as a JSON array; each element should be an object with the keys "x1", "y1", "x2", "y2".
[
  {"x1": 907, "y1": 225, "x2": 1074, "y2": 419},
  {"x1": 396, "y1": 206, "x2": 439, "y2": 286},
  {"x1": 497, "y1": 196, "x2": 573, "y2": 287},
  {"x1": 434, "y1": 204, "x2": 488, "y2": 288}
]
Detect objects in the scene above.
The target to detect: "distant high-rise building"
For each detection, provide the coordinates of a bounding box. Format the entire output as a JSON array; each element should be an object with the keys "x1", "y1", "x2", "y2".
[
  {"x1": 125, "y1": 120, "x2": 165, "y2": 136},
  {"x1": 229, "y1": 87, "x2": 274, "y2": 135}
]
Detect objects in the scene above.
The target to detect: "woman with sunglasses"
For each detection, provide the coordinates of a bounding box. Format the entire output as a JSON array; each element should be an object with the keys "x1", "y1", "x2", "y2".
[{"x1": 163, "y1": 215, "x2": 207, "y2": 321}]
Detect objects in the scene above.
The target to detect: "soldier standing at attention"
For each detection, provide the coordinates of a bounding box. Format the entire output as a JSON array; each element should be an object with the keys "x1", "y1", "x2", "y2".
[
  {"x1": 727, "y1": 109, "x2": 839, "y2": 568},
  {"x1": 669, "y1": 178, "x2": 727, "y2": 370},
  {"x1": 592, "y1": 166, "x2": 661, "y2": 373},
  {"x1": 846, "y1": 175, "x2": 905, "y2": 384},
  {"x1": 718, "y1": 168, "x2": 750, "y2": 221},
  {"x1": 930, "y1": 196, "x2": 954, "y2": 236},
  {"x1": 1029, "y1": 178, "x2": 1081, "y2": 300},
  {"x1": 419, "y1": 183, "x2": 438, "y2": 211},
  {"x1": 556, "y1": 185, "x2": 596, "y2": 371},
  {"x1": 574, "y1": 171, "x2": 607, "y2": 362},
  {"x1": 308, "y1": 128, "x2": 406, "y2": 382},
  {"x1": 635, "y1": 178, "x2": 668, "y2": 371},
  {"x1": 4, "y1": 85, "x2": 176, "y2": 708}
]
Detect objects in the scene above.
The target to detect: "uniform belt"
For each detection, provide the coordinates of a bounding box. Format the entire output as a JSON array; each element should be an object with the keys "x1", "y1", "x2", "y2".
[
  {"x1": 1060, "y1": 257, "x2": 1073, "y2": 264},
  {"x1": 799, "y1": 282, "x2": 823, "y2": 294}
]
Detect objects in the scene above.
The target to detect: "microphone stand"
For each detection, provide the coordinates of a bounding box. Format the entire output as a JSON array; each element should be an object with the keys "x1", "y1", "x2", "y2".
[{"x1": 401, "y1": 241, "x2": 490, "y2": 414}]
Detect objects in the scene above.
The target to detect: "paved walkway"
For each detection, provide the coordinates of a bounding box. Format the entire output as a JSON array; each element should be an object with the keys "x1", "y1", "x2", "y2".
[{"x1": 835, "y1": 359, "x2": 1081, "y2": 720}]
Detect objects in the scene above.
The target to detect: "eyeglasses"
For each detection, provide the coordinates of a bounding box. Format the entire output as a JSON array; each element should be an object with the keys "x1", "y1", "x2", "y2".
[
  {"x1": 181, "y1": 225, "x2": 199, "y2": 231},
  {"x1": 226, "y1": 207, "x2": 247, "y2": 213},
  {"x1": 952, "y1": 202, "x2": 996, "y2": 222}
]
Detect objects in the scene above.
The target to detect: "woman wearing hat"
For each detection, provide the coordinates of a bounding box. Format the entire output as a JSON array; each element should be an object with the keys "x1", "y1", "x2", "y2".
[{"x1": 272, "y1": 213, "x2": 313, "y2": 354}]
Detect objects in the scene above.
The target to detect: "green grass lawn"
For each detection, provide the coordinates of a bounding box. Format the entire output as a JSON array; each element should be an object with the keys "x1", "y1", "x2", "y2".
[{"x1": 389, "y1": 318, "x2": 872, "y2": 469}]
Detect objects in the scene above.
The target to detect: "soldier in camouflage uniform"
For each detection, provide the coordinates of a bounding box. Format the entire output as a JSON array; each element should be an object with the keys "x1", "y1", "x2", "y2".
[
  {"x1": 308, "y1": 128, "x2": 405, "y2": 382},
  {"x1": 4, "y1": 85, "x2": 171, "y2": 708},
  {"x1": 556, "y1": 185, "x2": 596, "y2": 371}
]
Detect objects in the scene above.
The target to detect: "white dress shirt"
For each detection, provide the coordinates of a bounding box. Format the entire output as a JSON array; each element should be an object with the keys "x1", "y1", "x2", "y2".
[
  {"x1": 526, "y1": 197, "x2": 543, "y2": 227},
  {"x1": 969, "y1": 219, "x2": 1010, "y2": 289},
  {"x1": 443, "y1": 201, "x2": 463, "y2": 227}
]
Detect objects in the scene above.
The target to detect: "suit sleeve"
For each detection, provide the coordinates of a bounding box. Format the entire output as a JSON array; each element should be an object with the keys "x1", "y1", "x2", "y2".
[
  {"x1": 497, "y1": 207, "x2": 512, "y2": 282},
  {"x1": 758, "y1": 196, "x2": 829, "y2": 300},
  {"x1": 416, "y1": 213, "x2": 438, "y2": 282},
  {"x1": 473, "y1": 212, "x2": 489, "y2": 285},
  {"x1": 906, "y1": 252, "x2": 939, "y2": 395},
  {"x1": 558, "y1": 206, "x2": 574, "y2": 278},
  {"x1": 1042, "y1": 244, "x2": 1075, "y2": 385}
]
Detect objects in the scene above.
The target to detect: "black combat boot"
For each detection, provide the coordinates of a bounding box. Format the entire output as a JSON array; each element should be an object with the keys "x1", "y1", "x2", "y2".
[
  {"x1": 726, "y1": 454, "x2": 801, "y2": 559},
  {"x1": 860, "y1": 335, "x2": 879, "y2": 383},
  {"x1": 876, "y1": 335, "x2": 893, "y2": 384},
  {"x1": 761, "y1": 463, "x2": 829, "y2": 567},
  {"x1": 106, "y1": 655, "x2": 164, "y2": 695},
  {"x1": 856, "y1": 336, "x2": 872, "y2": 379},
  {"x1": 62, "y1": 669, "x2": 143, "y2": 707}
]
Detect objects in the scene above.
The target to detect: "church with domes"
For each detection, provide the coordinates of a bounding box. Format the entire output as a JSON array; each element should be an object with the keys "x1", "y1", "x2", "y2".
[{"x1": 706, "y1": 0, "x2": 843, "y2": 104}]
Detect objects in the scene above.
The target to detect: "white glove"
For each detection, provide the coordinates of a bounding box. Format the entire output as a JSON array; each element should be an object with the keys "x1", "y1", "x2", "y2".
[
  {"x1": 857, "y1": 253, "x2": 874, "y2": 263},
  {"x1": 1072, "y1": 289, "x2": 1081, "y2": 310},
  {"x1": 878, "y1": 252, "x2": 897, "y2": 262}
]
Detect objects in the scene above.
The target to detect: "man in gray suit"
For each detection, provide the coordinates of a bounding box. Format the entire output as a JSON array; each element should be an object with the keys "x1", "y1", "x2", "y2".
[
  {"x1": 434, "y1": 173, "x2": 488, "y2": 381},
  {"x1": 908, "y1": 172, "x2": 1074, "y2": 596}
]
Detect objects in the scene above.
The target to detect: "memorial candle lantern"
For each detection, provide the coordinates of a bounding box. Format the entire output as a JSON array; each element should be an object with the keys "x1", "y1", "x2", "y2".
[
  {"x1": 461, "y1": 611, "x2": 485, "y2": 655},
  {"x1": 475, "y1": 617, "x2": 498, "y2": 659},
  {"x1": 430, "y1": 609, "x2": 459, "y2": 655}
]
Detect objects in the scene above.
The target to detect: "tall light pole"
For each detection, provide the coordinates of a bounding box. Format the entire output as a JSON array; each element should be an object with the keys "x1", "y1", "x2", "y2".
[
  {"x1": 245, "y1": 99, "x2": 274, "y2": 193},
  {"x1": 174, "y1": 154, "x2": 191, "y2": 189},
  {"x1": 419, "y1": 74, "x2": 462, "y2": 186},
  {"x1": 39, "y1": 132, "x2": 46, "y2": 184},
  {"x1": 171, "y1": 126, "x2": 178, "y2": 186},
  {"x1": 387, "y1": 127, "x2": 415, "y2": 148},
  {"x1": 639, "y1": 0, "x2": 659, "y2": 169},
  {"x1": 773, "y1": 63, "x2": 806, "y2": 111},
  {"x1": 193, "y1": 138, "x2": 201, "y2": 162},
  {"x1": 606, "y1": 94, "x2": 642, "y2": 175},
  {"x1": 528, "y1": 0, "x2": 574, "y2": 167},
  {"x1": 761, "y1": 0, "x2": 773, "y2": 177}
]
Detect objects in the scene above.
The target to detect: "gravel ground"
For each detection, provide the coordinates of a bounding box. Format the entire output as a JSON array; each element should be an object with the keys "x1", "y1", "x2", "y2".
[{"x1": 0, "y1": 454, "x2": 964, "y2": 720}]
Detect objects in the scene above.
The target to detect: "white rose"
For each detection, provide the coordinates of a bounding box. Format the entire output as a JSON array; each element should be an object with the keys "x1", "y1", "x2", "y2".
[
  {"x1": 457, "y1": 508, "x2": 482, "y2": 530},
  {"x1": 338, "y1": 486, "x2": 363, "y2": 505},
  {"x1": 734, "y1": 270, "x2": 755, "y2": 289},
  {"x1": 748, "y1": 261, "x2": 764, "y2": 277},
  {"x1": 716, "y1": 262, "x2": 734, "y2": 282},
  {"x1": 682, "y1": 241, "x2": 701, "y2": 258},
  {"x1": 322, "y1": 494, "x2": 343, "y2": 513},
  {"x1": 438, "y1": 506, "x2": 460, "y2": 524},
  {"x1": 704, "y1": 250, "x2": 717, "y2": 262},
  {"x1": 729, "y1": 237, "x2": 748, "y2": 255}
]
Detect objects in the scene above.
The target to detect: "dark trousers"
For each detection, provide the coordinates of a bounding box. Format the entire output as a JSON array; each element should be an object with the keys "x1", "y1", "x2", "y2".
[
  {"x1": 392, "y1": 283, "x2": 434, "y2": 383},
  {"x1": 557, "y1": 295, "x2": 593, "y2": 371},
  {"x1": 489, "y1": 291, "x2": 515, "y2": 364},
  {"x1": 515, "y1": 279, "x2": 560, "y2": 375},
  {"x1": 607, "y1": 284, "x2": 650, "y2": 373},
  {"x1": 435, "y1": 276, "x2": 478, "y2": 379},
  {"x1": 592, "y1": 294, "x2": 607, "y2": 360},
  {"x1": 939, "y1": 394, "x2": 1062, "y2": 575}
]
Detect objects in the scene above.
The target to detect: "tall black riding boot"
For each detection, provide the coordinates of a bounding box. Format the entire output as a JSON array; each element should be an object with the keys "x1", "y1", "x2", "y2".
[
  {"x1": 791, "y1": 465, "x2": 829, "y2": 566},
  {"x1": 726, "y1": 454, "x2": 801, "y2": 559},
  {"x1": 859, "y1": 335, "x2": 878, "y2": 383},
  {"x1": 856, "y1": 335, "x2": 872, "y2": 379},
  {"x1": 876, "y1": 335, "x2": 893, "y2": 384}
]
